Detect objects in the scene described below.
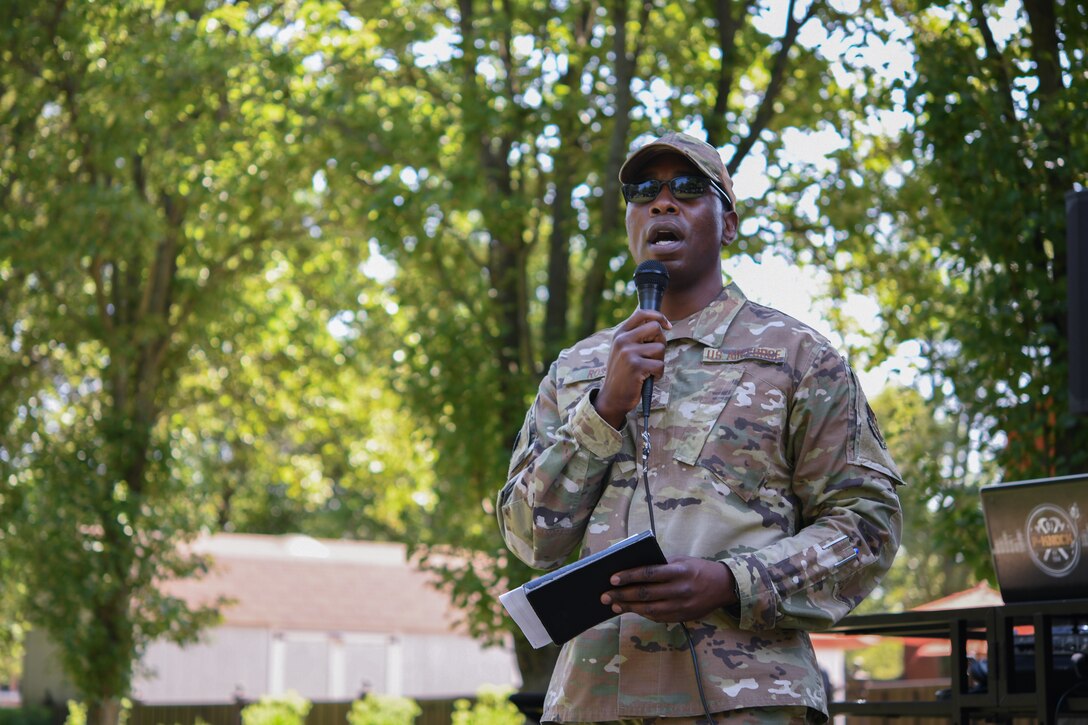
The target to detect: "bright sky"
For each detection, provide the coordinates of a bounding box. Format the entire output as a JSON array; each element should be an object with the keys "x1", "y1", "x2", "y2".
[{"x1": 721, "y1": 253, "x2": 922, "y2": 399}]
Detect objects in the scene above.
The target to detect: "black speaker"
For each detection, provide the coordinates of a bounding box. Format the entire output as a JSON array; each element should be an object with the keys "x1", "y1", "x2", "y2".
[{"x1": 1070, "y1": 190, "x2": 1088, "y2": 415}]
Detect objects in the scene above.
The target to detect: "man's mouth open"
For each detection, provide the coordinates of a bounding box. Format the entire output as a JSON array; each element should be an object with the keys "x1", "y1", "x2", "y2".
[{"x1": 650, "y1": 230, "x2": 682, "y2": 247}]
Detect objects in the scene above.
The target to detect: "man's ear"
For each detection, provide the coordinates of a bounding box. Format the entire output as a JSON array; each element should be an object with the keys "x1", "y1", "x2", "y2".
[{"x1": 721, "y1": 210, "x2": 739, "y2": 247}]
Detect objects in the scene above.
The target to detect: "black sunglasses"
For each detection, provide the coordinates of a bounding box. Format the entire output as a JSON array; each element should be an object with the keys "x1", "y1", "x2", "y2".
[{"x1": 622, "y1": 174, "x2": 732, "y2": 209}]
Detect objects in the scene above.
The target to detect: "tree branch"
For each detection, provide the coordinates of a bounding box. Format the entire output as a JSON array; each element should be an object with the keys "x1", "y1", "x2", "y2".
[
  {"x1": 968, "y1": 0, "x2": 1019, "y2": 125},
  {"x1": 497, "y1": 0, "x2": 520, "y2": 100},
  {"x1": 139, "y1": 194, "x2": 183, "y2": 321},
  {"x1": 542, "y1": 5, "x2": 592, "y2": 360},
  {"x1": 246, "y1": 1, "x2": 285, "y2": 37},
  {"x1": 705, "y1": 0, "x2": 739, "y2": 148},
  {"x1": 89, "y1": 257, "x2": 116, "y2": 335},
  {"x1": 1021, "y1": 0, "x2": 1064, "y2": 99},
  {"x1": 726, "y1": 0, "x2": 817, "y2": 175}
]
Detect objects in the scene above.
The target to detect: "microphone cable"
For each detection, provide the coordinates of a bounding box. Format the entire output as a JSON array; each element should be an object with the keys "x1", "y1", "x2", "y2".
[
  {"x1": 632, "y1": 260, "x2": 715, "y2": 723},
  {"x1": 638, "y1": 403, "x2": 717, "y2": 725}
]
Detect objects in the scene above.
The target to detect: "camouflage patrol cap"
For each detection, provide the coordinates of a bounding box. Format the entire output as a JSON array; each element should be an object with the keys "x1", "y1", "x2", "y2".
[{"x1": 619, "y1": 132, "x2": 736, "y2": 209}]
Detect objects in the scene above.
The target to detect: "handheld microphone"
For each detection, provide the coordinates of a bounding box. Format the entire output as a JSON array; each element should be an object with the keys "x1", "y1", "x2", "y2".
[{"x1": 633, "y1": 260, "x2": 669, "y2": 419}]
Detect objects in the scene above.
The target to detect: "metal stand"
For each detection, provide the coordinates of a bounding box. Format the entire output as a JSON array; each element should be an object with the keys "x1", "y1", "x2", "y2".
[{"x1": 826, "y1": 599, "x2": 1088, "y2": 723}]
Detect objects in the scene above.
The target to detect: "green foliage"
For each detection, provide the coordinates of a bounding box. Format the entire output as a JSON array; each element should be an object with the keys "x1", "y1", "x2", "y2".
[
  {"x1": 63, "y1": 702, "x2": 86, "y2": 725},
  {"x1": 240, "y1": 692, "x2": 312, "y2": 725},
  {"x1": 1, "y1": 1, "x2": 429, "y2": 720},
  {"x1": 346, "y1": 694, "x2": 421, "y2": 725},
  {"x1": 60, "y1": 699, "x2": 129, "y2": 725},
  {"x1": 856, "y1": 386, "x2": 987, "y2": 614},
  {"x1": 451, "y1": 686, "x2": 521, "y2": 725},
  {"x1": 6, "y1": 0, "x2": 1080, "y2": 712},
  {"x1": 0, "y1": 562, "x2": 26, "y2": 687},
  {"x1": 810, "y1": 0, "x2": 1088, "y2": 579},
  {"x1": 0, "y1": 706, "x2": 53, "y2": 725},
  {"x1": 850, "y1": 639, "x2": 905, "y2": 681},
  {"x1": 316, "y1": 0, "x2": 894, "y2": 688}
]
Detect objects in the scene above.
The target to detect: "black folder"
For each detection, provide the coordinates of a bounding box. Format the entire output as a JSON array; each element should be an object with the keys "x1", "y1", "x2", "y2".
[{"x1": 500, "y1": 530, "x2": 667, "y2": 647}]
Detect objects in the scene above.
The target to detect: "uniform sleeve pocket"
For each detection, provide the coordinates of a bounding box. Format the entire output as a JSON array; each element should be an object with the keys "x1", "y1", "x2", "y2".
[
  {"x1": 507, "y1": 405, "x2": 537, "y2": 475},
  {"x1": 846, "y1": 368, "x2": 906, "y2": 485}
]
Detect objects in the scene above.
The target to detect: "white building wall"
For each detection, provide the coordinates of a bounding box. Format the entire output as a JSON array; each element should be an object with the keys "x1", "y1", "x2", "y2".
[
  {"x1": 280, "y1": 632, "x2": 328, "y2": 698},
  {"x1": 399, "y1": 633, "x2": 521, "y2": 698},
  {"x1": 126, "y1": 626, "x2": 518, "y2": 703},
  {"x1": 20, "y1": 630, "x2": 78, "y2": 706},
  {"x1": 25, "y1": 625, "x2": 519, "y2": 706},
  {"x1": 135, "y1": 628, "x2": 271, "y2": 703},
  {"x1": 341, "y1": 634, "x2": 388, "y2": 698}
]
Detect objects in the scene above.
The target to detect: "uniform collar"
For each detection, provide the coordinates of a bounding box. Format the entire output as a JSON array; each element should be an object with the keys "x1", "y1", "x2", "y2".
[{"x1": 665, "y1": 282, "x2": 747, "y2": 348}]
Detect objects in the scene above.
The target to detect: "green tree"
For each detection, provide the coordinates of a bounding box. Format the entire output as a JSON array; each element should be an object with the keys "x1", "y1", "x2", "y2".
[
  {"x1": 312, "y1": 0, "x2": 907, "y2": 686},
  {"x1": 0, "y1": 553, "x2": 26, "y2": 689},
  {"x1": 857, "y1": 386, "x2": 985, "y2": 614},
  {"x1": 0, "y1": 3, "x2": 421, "y2": 722},
  {"x1": 11, "y1": 0, "x2": 1072, "y2": 712},
  {"x1": 169, "y1": 245, "x2": 433, "y2": 541},
  {"x1": 809, "y1": 0, "x2": 1087, "y2": 575}
]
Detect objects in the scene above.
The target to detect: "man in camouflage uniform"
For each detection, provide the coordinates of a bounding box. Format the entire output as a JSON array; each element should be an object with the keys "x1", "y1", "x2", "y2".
[{"x1": 497, "y1": 131, "x2": 904, "y2": 724}]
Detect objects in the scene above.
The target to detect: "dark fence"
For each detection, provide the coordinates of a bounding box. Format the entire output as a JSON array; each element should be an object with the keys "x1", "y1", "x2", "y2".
[
  {"x1": 127, "y1": 699, "x2": 462, "y2": 725},
  {"x1": 834, "y1": 679, "x2": 1072, "y2": 724}
]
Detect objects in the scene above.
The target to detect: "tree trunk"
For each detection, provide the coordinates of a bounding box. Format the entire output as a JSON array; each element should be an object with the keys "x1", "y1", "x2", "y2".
[
  {"x1": 578, "y1": 0, "x2": 642, "y2": 339},
  {"x1": 89, "y1": 697, "x2": 121, "y2": 725}
]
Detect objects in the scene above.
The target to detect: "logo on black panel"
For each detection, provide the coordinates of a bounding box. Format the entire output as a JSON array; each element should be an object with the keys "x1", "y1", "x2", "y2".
[{"x1": 1025, "y1": 503, "x2": 1080, "y2": 577}]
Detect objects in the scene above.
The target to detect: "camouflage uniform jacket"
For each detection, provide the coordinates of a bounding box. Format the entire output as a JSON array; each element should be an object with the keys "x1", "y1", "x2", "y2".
[{"x1": 497, "y1": 283, "x2": 904, "y2": 722}]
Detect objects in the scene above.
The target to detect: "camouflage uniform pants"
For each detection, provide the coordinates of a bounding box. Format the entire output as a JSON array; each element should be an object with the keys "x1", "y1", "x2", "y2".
[{"x1": 563, "y1": 705, "x2": 819, "y2": 724}]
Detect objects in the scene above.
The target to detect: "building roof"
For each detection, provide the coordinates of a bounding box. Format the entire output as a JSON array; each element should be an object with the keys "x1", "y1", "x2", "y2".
[
  {"x1": 811, "y1": 582, "x2": 1005, "y2": 655},
  {"x1": 910, "y1": 581, "x2": 1003, "y2": 611},
  {"x1": 161, "y1": 533, "x2": 466, "y2": 636}
]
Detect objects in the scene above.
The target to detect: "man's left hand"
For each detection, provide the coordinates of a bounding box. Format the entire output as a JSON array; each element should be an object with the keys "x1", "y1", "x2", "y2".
[{"x1": 601, "y1": 555, "x2": 737, "y2": 623}]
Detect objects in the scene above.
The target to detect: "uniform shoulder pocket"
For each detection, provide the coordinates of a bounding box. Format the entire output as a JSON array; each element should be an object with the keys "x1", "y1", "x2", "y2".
[
  {"x1": 555, "y1": 365, "x2": 607, "y2": 413},
  {"x1": 672, "y1": 355, "x2": 787, "y2": 503}
]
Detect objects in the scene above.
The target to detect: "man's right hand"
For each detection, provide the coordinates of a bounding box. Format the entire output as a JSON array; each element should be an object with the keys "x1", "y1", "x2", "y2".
[{"x1": 593, "y1": 309, "x2": 672, "y2": 429}]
